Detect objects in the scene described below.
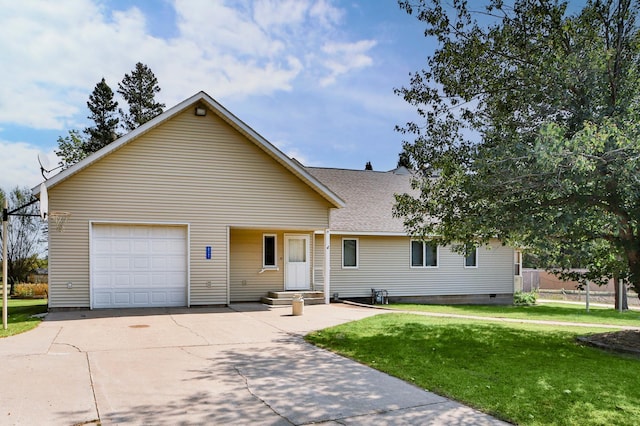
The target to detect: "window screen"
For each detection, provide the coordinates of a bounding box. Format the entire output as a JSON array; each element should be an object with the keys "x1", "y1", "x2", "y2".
[
  {"x1": 343, "y1": 239, "x2": 358, "y2": 267},
  {"x1": 411, "y1": 241, "x2": 424, "y2": 267},
  {"x1": 465, "y1": 247, "x2": 477, "y2": 267}
]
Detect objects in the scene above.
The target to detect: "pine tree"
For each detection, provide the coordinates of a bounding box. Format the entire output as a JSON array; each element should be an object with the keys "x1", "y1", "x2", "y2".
[
  {"x1": 397, "y1": 151, "x2": 412, "y2": 169},
  {"x1": 118, "y1": 62, "x2": 165, "y2": 132},
  {"x1": 84, "y1": 78, "x2": 119, "y2": 153}
]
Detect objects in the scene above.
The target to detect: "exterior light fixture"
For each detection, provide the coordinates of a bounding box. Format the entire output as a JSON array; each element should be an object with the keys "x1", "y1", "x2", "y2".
[{"x1": 195, "y1": 106, "x2": 207, "y2": 116}]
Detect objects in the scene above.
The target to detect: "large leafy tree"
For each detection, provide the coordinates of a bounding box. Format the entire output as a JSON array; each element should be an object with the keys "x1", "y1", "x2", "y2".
[
  {"x1": 117, "y1": 62, "x2": 165, "y2": 132},
  {"x1": 0, "y1": 188, "x2": 43, "y2": 293},
  {"x1": 55, "y1": 129, "x2": 88, "y2": 170},
  {"x1": 394, "y1": 0, "x2": 640, "y2": 300},
  {"x1": 84, "y1": 77, "x2": 120, "y2": 153}
]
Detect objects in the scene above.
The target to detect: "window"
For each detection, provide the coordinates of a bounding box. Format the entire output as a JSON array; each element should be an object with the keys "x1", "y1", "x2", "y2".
[
  {"x1": 464, "y1": 247, "x2": 478, "y2": 268},
  {"x1": 342, "y1": 238, "x2": 358, "y2": 268},
  {"x1": 411, "y1": 241, "x2": 438, "y2": 267},
  {"x1": 263, "y1": 234, "x2": 277, "y2": 268}
]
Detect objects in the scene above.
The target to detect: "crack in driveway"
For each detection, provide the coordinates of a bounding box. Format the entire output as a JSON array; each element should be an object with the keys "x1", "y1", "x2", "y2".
[
  {"x1": 168, "y1": 314, "x2": 210, "y2": 344},
  {"x1": 233, "y1": 365, "x2": 294, "y2": 425}
]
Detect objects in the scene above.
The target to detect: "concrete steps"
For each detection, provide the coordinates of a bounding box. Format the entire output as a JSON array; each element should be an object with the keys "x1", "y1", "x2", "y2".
[{"x1": 261, "y1": 291, "x2": 325, "y2": 306}]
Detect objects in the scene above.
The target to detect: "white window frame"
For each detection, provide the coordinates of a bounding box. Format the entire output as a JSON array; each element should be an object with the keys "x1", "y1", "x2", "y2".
[
  {"x1": 410, "y1": 240, "x2": 439, "y2": 268},
  {"x1": 464, "y1": 247, "x2": 478, "y2": 268},
  {"x1": 514, "y1": 251, "x2": 522, "y2": 276},
  {"x1": 263, "y1": 234, "x2": 278, "y2": 269},
  {"x1": 342, "y1": 238, "x2": 359, "y2": 269}
]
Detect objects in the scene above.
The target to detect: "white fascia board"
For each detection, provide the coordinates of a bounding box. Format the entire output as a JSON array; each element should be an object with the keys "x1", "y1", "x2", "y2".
[{"x1": 313, "y1": 230, "x2": 409, "y2": 236}]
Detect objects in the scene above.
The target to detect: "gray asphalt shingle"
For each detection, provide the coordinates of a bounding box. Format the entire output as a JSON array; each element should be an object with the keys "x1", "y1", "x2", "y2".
[{"x1": 306, "y1": 166, "x2": 415, "y2": 233}]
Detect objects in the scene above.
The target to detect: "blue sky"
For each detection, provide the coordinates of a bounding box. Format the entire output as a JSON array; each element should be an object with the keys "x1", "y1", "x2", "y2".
[{"x1": 0, "y1": 0, "x2": 432, "y2": 190}]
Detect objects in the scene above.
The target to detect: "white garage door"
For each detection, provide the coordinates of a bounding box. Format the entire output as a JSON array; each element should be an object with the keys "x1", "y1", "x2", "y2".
[{"x1": 91, "y1": 224, "x2": 188, "y2": 308}]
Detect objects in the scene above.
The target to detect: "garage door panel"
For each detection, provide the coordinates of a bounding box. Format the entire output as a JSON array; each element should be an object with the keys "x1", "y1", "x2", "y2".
[
  {"x1": 94, "y1": 240, "x2": 112, "y2": 254},
  {"x1": 151, "y1": 292, "x2": 167, "y2": 304},
  {"x1": 114, "y1": 292, "x2": 131, "y2": 304},
  {"x1": 150, "y1": 256, "x2": 185, "y2": 270},
  {"x1": 93, "y1": 293, "x2": 112, "y2": 306},
  {"x1": 152, "y1": 240, "x2": 168, "y2": 252},
  {"x1": 93, "y1": 274, "x2": 112, "y2": 288},
  {"x1": 168, "y1": 256, "x2": 187, "y2": 270},
  {"x1": 150, "y1": 273, "x2": 167, "y2": 286},
  {"x1": 133, "y1": 257, "x2": 149, "y2": 269},
  {"x1": 152, "y1": 240, "x2": 185, "y2": 255},
  {"x1": 91, "y1": 224, "x2": 187, "y2": 308},
  {"x1": 112, "y1": 226, "x2": 131, "y2": 237},
  {"x1": 132, "y1": 226, "x2": 150, "y2": 237},
  {"x1": 133, "y1": 240, "x2": 150, "y2": 254},
  {"x1": 133, "y1": 292, "x2": 150, "y2": 304},
  {"x1": 161, "y1": 227, "x2": 183, "y2": 238},
  {"x1": 113, "y1": 257, "x2": 132, "y2": 270},
  {"x1": 93, "y1": 225, "x2": 111, "y2": 238},
  {"x1": 113, "y1": 274, "x2": 131, "y2": 286},
  {"x1": 133, "y1": 274, "x2": 150, "y2": 286},
  {"x1": 94, "y1": 257, "x2": 112, "y2": 271},
  {"x1": 161, "y1": 274, "x2": 186, "y2": 288},
  {"x1": 169, "y1": 292, "x2": 185, "y2": 303}
]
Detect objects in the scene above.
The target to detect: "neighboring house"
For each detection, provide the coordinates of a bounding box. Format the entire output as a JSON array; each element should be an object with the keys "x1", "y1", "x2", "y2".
[
  {"x1": 28, "y1": 268, "x2": 48, "y2": 284},
  {"x1": 34, "y1": 91, "x2": 518, "y2": 310}
]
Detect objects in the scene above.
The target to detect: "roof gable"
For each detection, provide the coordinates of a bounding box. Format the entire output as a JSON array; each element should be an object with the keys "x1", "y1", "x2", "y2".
[{"x1": 34, "y1": 91, "x2": 344, "y2": 208}]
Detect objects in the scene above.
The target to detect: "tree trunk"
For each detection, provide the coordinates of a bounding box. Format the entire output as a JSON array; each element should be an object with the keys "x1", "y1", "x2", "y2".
[
  {"x1": 613, "y1": 276, "x2": 628, "y2": 311},
  {"x1": 624, "y1": 247, "x2": 640, "y2": 296}
]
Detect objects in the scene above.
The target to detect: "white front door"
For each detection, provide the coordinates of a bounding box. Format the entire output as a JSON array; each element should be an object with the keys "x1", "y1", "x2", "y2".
[{"x1": 285, "y1": 234, "x2": 310, "y2": 290}]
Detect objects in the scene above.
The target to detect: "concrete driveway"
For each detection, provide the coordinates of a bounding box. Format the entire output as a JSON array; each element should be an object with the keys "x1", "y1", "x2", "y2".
[{"x1": 0, "y1": 303, "x2": 508, "y2": 425}]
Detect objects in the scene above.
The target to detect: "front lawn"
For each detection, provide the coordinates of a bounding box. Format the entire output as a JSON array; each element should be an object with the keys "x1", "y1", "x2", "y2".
[
  {"x1": 0, "y1": 299, "x2": 48, "y2": 338},
  {"x1": 389, "y1": 302, "x2": 640, "y2": 327},
  {"x1": 306, "y1": 313, "x2": 640, "y2": 425}
]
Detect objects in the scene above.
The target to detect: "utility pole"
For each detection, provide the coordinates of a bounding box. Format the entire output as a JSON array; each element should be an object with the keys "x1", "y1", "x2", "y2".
[{"x1": 2, "y1": 199, "x2": 8, "y2": 330}]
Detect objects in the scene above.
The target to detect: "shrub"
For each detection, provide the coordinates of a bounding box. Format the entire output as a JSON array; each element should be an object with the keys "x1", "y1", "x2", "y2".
[
  {"x1": 13, "y1": 283, "x2": 48, "y2": 298},
  {"x1": 514, "y1": 290, "x2": 537, "y2": 306}
]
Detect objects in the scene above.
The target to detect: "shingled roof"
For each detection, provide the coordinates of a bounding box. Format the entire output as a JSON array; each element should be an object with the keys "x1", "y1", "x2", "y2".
[{"x1": 306, "y1": 166, "x2": 416, "y2": 234}]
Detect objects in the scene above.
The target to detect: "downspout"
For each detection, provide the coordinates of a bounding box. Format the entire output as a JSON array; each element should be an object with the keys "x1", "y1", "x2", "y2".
[{"x1": 226, "y1": 225, "x2": 230, "y2": 306}]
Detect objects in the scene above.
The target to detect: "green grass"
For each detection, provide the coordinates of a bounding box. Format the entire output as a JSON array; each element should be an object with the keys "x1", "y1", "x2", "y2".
[
  {"x1": 388, "y1": 302, "x2": 640, "y2": 326},
  {"x1": 306, "y1": 313, "x2": 640, "y2": 425},
  {"x1": 0, "y1": 299, "x2": 48, "y2": 338}
]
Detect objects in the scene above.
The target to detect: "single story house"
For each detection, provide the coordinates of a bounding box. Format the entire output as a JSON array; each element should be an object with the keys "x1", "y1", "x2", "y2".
[{"x1": 34, "y1": 91, "x2": 519, "y2": 310}]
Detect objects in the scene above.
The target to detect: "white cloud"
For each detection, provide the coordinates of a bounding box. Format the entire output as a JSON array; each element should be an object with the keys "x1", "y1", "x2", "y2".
[
  {"x1": 253, "y1": 0, "x2": 309, "y2": 29},
  {"x1": 0, "y1": 0, "x2": 377, "y2": 132},
  {"x1": 0, "y1": 140, "x2": 56, "y2": 191},
  {"x1": 271, "y1": 139, "x2": 312, "y2": 167},
  {"x1": 310, "y1": 0, "x2": 344, "y2": 27},
  {"x1": 320, "y1": 40, "x2": 377, "y2": 86},
  {"x1": 0, "y1": 0, "x2": 150, "y2": 129}
]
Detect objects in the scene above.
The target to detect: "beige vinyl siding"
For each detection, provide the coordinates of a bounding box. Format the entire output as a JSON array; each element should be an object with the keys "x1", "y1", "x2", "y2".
[
  {"x1": 48, "y1": 109, "x2": 331, "y2": 308},
  {"x1": 313, "y1": 235, "x2": 325, "y2": 291},
  {"x1": 314, "y1": 235, "x2": 514, "y2": 298},
  {"x1": 229, "y1": 229, "x2": 314, "y2": 302},
  {"x1": 230, "y1": 229, "x2": 283, "y2": 301}
]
